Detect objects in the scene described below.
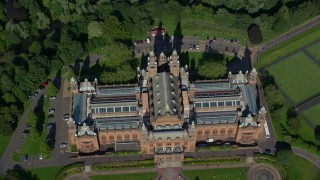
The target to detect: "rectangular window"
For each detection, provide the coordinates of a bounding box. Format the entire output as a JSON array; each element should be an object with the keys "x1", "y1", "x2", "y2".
[
  {"x1": 236, "y1": 101, "x2": 240, "y2": 106},
  {"x1": 226, "y1": 101, "x2": 232, "y2": 106},
  {"x1": 218, "y1": 102, "x2": 224, "y2": 107},
  {"x1": 107, "y1": 107, "x2": 114, "y2": 112},
  {"x1": 99, "y1": 108, "x2": 106, "y2": 113},
  {"x1": 109, "y1": 136, "x2": 114, "y2": 140},
  {"x1": 130, "y1": 106, "x2": 137, "y2": 111},
  {"x1": 91, "y1": 109, "x2": 95, "y2": 113},
  {"x1": 195, "y1": 103, "x2": 202, "y2": 108},
  {"x1": 210, "y1": 102, "x2": 217, "y2": 107},
  {"x1": 123, "y1": 106, "x2": 129, "y2": 112},
  {"x1": 115, "y1": 107, "x2": 121, "y2": 112},
  {"x1": 203, "y1": 102, "x2": 209, "y2": 107},
  {"x1": 205, "y1": 130, "x2": 210, "y2": 135}
]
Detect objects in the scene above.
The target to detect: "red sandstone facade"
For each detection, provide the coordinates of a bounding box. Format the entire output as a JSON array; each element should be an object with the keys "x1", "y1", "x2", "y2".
[{"x1": 68, "y1": 50, "x2": 266, "y2": 166}]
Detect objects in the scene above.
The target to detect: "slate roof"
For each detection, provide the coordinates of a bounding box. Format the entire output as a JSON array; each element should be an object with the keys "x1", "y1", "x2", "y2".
[
  {"x1": 241, "y1": 84, "x2": 258, "y2": 115},
  {"x1": 196, "y1": 111, "x2": 238, "y2": 124},
  {"x1": 73, "y1": 93, "x2": 87, "y2": 123},
  {"x1": 152, "y1": 72, "x2": 181, "y2": 118},
  {"x1": 97, "y1": 85, "x2": 136, "y2": 97},
  {"x1": 95, "y1": 116, "x2": 140, "y2": 130}
]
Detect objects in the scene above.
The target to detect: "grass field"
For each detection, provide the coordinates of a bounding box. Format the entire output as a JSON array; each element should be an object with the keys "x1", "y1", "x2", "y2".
[
  {"x1": 15, "y1": 97, "x2": 51, "y2": 160},
  {"x1": 183, "y1": 167, "x2": 248, "y2": 180},
  {"x1": 257, "y1": 25, "x2": 320, "y2": 68},
  {"x1": 287, "y1": 155, "x2": 320, "y2": 180},
  {"x1": 179, "y1": 52, "x2": 235, "y2": 69},
  {"x1": 91, "y1": 172, "x2": 157, "y2": 180},
  {"x1": 30, "y1": 166, "x2": 63, "y2": 180},
  {"x1": 151, "y1": 17, "x2": 246, "y2": 42},
  {"x1": 304, "y1": 104, "x2": 320, "y2": 126},
  {"x1": 306, "y1": 42, "x2": 320, "y2": 58},
  {"x1": 0, "y1": 135, "x2": 10, "y2": 158},
  {"x1": 267, "y1": 52, "x2": 320, "y2": 104}
]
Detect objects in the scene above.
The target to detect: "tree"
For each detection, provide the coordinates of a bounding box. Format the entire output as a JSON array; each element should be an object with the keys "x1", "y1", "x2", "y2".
[
  {"x1": 198, "y1": 61, "x2": 226, "y2": 79},
  {"x1": 28, "y1": 41, "x2": 42, "y2": 54},
  {"x1": 264, "y1": 85, "x2": 285, "y2": 111},
  {"x1": 48, "y1": 81, "x2": 58, "y2": 97},
  {"x1": 36, "y1": 12, "x2": 50, "y2": 30},
  {"x1": 287, "y1": 117, "x2": 301, "y2": 134},
  {"x1": 4, "y1": 165, "x2": 39, "y2": 180},
  {"x1": 40, "y1": 141, "x2": 51, "y2": 159},
  {"x1": 315, "y1": 125, "x2": 320, "y2": 143},
  {"x1": 248, "y1": 24, "x2": 263, "y2": 44},
  {"x1": 88, "y1": 21, "x2": 103, "y2": 39}
]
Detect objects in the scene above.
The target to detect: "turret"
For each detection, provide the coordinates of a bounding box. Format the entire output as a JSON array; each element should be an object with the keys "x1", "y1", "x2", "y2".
[
  {"x1": 170, "y1": 50, "x2": 180, "y2": 76},
  {"x1": 248, "y1": 68, "x2": 257, "y2": 85}
]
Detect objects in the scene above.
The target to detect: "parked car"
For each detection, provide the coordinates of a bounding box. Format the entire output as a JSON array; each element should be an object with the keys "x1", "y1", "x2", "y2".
[
  {"x1": 225, "y1": 47, "x2": 229, "y2": 52},
  {"x1": 189, "y1": 44, "x2": 193, "y2": 49},
  {"x1": 49, "y1": 96, "x2": 56, "y2": 100},
  {"x1": 60, "y1": 142, "x2": 67, "y2": 148},
  {"x1": 196, "y1": 44, "x2": 199, "y2": 50},
  {"x1": 47, "y1": 123, "x2": 53, "y2": 129},
  {"x1": 64, "y1": 114, "x2": 69, "y2": 121},
  {"x1": 208, "y1": 39, "x2": 213, "y2": 44},
  {"x1": 213, "y1": 37, "x2": 217, "y2": 41},
  {"x1": 23, "y1": 129, "x2": 30, "y2": 136},
  {"x1": 39, "y1": 154, "x2": 43, "y2": 160},
  {"x1": 24, "y1": 154, "x2": 29, "y2": 161},
  {"x1": 48, "y1": 108, "x2": 55, "y2": 114}
]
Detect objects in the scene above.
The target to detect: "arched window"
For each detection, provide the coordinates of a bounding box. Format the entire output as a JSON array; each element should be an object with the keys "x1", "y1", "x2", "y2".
[
  {"x1": 132, "y1": 134, "x2": 138, "y2": 139},
  {"x1": 220, "y1": 129, "x2": 225, "y2": 134},
  {"x1": 117, "y1": 134, "x2": 122, "y2": 140},
  {"x1": 125, "y1": 134, "x2": 130, "y2": 139},
  {"x1": 197, "y1": 130, "x2": 202, "y2": 135},
  {"x1": 228, "y1": 129, "x2": 233, "y2": 134},
  {"x1": 213, "y1": 129, "x2": 217, "y2": 135},
  {"x1": 101, "y1": 135, "x2": 106, "y2": 144}
]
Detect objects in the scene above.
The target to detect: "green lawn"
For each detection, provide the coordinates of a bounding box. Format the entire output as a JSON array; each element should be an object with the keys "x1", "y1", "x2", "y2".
[
  {"x1": 183, "y1": 167, "x2": 248, "y2": 180},
  {"x1": 306, "y1": 42, "x2": 320, "y2": 59},
  {"x1": 16, "y1": 96, "x2": 51, "y2": 160},
  {"x1": 30, "y1": 166, "x2": 63, "y2": 180},
  {"x1": 298, "y1": 118, "x2": 318, "y2": 144},
  {"x1": 304, "y1": 104, "x2": 320, "y2": 126},
  {"x1": 287, "y1": 155, "x2": 320, "y2": 180},
  {"x1": 0, "y1": 135, "x2": 10, "y2": 158},
  {"x1": 267, "y1": 52, "x2": 320, "y2": 104},
  {"x1": 179, "y1": 52, "x2": 235, "y2": 70},
  {"x1": 258, "y1": 25, "x2": 320, "y2": 68},
  {"x1": 91, "y1": 172, "x2": 157, "y2": 180}
]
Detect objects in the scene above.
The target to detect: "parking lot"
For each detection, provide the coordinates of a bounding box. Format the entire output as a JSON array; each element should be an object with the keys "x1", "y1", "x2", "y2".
[{"x1": 134, "y1": 35, "x2": 241, "y2": 57}]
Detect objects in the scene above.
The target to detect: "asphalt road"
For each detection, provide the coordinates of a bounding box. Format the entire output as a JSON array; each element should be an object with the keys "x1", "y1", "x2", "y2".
[
  {"x1": 292, "y1": 147, "x2": 320, "y2": 169},
  {"x1": 0, "y1": 88, "x2": 48, "y2": 172},
  {"x1": 254, "y1": 15, "x2": 320, "y2": 65}
]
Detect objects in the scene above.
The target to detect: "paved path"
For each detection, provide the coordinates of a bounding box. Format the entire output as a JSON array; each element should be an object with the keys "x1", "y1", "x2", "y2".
[
  {"x1": 248, "y1": 164, "x2": 281, "y2": 180},
  {"x1": 0, "y1": 88, "x2": 48, "y2": 172},
  {"x1": 292, "y1": 147, "x2": 320, "y2": 169}
]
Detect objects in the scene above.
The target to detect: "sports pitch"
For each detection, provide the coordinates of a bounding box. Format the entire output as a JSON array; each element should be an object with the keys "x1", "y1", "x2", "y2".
[{"x1": 267, "y1": 52, "x2": 320, "y2": 104}]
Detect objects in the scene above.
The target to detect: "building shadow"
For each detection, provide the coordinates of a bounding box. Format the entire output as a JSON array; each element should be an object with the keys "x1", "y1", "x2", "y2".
[
  {"x1": 227, "y1": 47, "x2": 252, "y2": 73},
  {"x1": 153, "y1": 22, "x2": 165, "y2": 57}
]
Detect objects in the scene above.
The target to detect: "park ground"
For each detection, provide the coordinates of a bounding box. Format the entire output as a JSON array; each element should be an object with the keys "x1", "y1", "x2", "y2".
[
  {"x1": 27, "y1": 153, "x2": 320, "y2": 180},
  {"x1": 257, "y1": 24, "x2": 320, "y2": 156}
]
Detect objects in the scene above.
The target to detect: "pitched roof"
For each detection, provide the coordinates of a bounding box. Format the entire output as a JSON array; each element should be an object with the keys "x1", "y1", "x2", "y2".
[{"x1": 152, "y1": 72, "x2": 181, "y2": 118}]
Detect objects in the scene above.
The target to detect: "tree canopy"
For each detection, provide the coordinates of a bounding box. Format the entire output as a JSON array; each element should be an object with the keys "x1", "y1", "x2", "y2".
[{"x1": 198, "y1": 61, "x2": 227, "y2": 79}]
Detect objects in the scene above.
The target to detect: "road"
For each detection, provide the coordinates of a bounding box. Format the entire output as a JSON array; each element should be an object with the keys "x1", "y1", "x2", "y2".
[
  {"x1": 0, "y1": 88, "x2": 47, "y2": 172},
  {"x1": 292, "y1": 147, "x2": 320, "y2": 169},
  {"x1": 253, "y1": 15, "x2": 320, "y2": 65}
]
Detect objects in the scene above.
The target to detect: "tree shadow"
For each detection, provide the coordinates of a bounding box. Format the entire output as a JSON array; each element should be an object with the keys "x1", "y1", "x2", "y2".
[
  {"x1": 139, "y1": 52, "x2": 148, "y2": 70},
  {"x1": 34, "y1": 95, "x2": 45, "y2": 136},
  {"x1": 53, "y1": 69, "x2": 61, "y2": 89},
  {"x1": 259, "y1": 68, "x2": 276, "y2": 88}
]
